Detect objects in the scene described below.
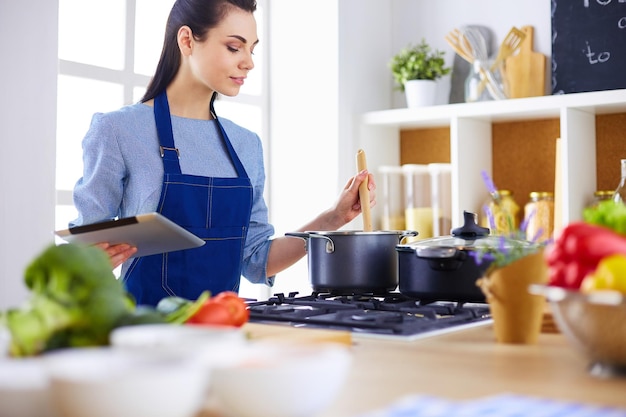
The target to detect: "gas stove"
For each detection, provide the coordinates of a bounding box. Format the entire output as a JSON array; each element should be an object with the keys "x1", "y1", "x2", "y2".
[{"x1": 247, "y1": 292, "x2": 493, "y2": 341}]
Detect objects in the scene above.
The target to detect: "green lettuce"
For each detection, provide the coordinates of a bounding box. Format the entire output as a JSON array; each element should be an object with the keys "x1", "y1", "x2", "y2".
[{"x1": 583, "y1": 200, "x2": 626, "y2": 236}]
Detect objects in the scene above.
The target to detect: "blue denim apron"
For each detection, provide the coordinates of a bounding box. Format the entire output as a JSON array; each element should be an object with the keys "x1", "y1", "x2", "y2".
[{"x1": 123, "y1": 91, "x2": 253, "y2": 306}]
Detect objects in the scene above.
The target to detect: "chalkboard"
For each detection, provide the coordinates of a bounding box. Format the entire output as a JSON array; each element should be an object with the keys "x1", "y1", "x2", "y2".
[{"x1": 551, "y1": 0, "x2": 626, "y2": 94}]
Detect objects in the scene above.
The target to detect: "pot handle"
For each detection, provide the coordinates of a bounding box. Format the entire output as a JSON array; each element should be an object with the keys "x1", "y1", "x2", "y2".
[
  {"x1": 285, "y1": 232, "x2": 310, "y2": 253},
  {"x1": 284, "y1": 232, "x2": 335, "y2": 254},
  {"x1": 399, "y1": 230, "x2": 418, "y2": 243}
]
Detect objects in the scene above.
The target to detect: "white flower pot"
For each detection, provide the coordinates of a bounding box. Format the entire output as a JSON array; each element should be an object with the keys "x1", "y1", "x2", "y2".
[{"x1": 404, "y1": 79, "x2": 438, "y2": 108}]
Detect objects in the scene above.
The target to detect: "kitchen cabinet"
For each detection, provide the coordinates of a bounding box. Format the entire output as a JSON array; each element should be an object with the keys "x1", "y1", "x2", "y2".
[{"x1": 359, "y1": 89, "x2": 626, "y2": 230}]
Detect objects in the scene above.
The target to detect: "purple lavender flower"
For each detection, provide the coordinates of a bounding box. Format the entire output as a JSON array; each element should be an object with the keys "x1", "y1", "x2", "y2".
[
  {"x1": 481, "y1": 170, "x2": 501, "y2": 204},
  {"x1": 481, "y1": 170, "x2": 497, "y2": 194},
  {"x1": 483, "y1": 204, "x2": 496, "y2": 231},
  {"x1": 469, "y1": 249, "x2": 495, "y2": 266},
  {"x1": 474, "y1": 168, "x2": 548, "y2": 273},
  {"x1": 519, "y1": 208, "x2": 533, "y2": 234},
  {"x1": 497, "y1": 235, "x2": 508, "y2": 253}
]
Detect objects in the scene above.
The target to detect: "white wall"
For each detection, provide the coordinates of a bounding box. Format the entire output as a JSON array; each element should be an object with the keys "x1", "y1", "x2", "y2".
[
  {"x1": 388, "y1": 0, "x2": 552, "y2": 108},
  {"x1": 337, "y1": 0, "x2": 393, "y2": 195},
  {"x1": 266, "y1": 0, "x2": 392, "y2": 296},
  {"x1": 0, "y1": 1, "x2": 58, "y2": 309},
  {"x1": 267, "y1": 0, "x2": 339, "y2": 296}
]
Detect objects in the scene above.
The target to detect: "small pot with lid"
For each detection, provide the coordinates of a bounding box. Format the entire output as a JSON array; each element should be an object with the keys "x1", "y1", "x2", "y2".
[
  {"x1": 286, "y1": 230, "x2": 417, "y2": 295},
  {"x1": 396, "y1": 211, "x2": 534, "y2": 303}
]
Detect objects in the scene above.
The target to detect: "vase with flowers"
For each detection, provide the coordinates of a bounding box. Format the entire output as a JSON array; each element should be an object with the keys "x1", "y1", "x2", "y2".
[{"x1": 473, "y1": 170, "x2": 549, "y2": 344}]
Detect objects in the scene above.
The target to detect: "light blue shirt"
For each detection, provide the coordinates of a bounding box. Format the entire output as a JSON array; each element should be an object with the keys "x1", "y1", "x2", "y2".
[{"x1": 70, "y1": 102, "x2": 275, "y2": 286}]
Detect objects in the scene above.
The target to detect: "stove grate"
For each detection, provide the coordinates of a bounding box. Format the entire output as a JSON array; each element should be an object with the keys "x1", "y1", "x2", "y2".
[{"x1": 247, "y1": 292, "x2": 492, "y2": 339}]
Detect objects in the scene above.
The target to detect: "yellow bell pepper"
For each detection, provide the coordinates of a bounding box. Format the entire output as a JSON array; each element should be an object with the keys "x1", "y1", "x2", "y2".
[{"x1": 580, "y1": 254, "x2": 626, "y2": 294}]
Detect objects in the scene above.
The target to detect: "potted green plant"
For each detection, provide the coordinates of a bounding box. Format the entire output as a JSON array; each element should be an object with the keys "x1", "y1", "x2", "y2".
[{"x1": 389, "y1": 39, "x2": 451, "y2": 107}]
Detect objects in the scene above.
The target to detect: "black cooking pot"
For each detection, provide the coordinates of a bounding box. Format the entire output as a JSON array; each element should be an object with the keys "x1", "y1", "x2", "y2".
[
  {"x1": 396, "y1": 211, "x2": 533, "y2": 303},
  {"x1": 286, "y1": 230, "x2": 417, "y2": 295}
]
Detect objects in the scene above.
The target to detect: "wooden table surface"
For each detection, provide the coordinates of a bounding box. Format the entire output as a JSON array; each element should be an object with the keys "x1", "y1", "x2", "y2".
[{"x1": 237, "y1": 322, "x2": 626, "y2": 417}]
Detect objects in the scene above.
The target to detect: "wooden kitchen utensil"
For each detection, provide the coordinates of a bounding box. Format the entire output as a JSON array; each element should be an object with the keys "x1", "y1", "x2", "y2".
[
  {"x1": 553, "y1": 138, "x2": 563, "y2": 236},
  {"x1": 445, "y1": 29, "x2": 473, "y2": 63},
  {"x1": 446, "y1": 27, "x2": 506, "y2": 100},
  {"x1": 490, "y1": 26, "x2": 526, "y2": 72},
  {"x1": 504, "y1": 25, "x2": 546, "y2": 98},
  {"x1": 476, "y1": 26, "x2": 526, "y2": 96},
  {"x1": 356, "y1": 149, "x2": 373, "y2": 231}
]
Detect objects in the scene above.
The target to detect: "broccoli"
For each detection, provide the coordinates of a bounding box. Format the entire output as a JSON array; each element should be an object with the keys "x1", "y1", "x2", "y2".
[
  {"x1": 1, "y1": 243, "x2": 135, "y2": 357},
  {"x1": 0, "y1": 243, "x2": 213, "y2": 357}
]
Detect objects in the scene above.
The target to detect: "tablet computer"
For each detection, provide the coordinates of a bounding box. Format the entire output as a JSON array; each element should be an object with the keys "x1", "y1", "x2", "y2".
[{"x1": 55, "y1": 213, "x2": 205, "y2": 258}]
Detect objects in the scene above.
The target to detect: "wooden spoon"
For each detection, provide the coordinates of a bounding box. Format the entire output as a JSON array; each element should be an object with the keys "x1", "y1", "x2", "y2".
[{"x1": 356, "y1": 149, "x2": 373, "y2": 232}]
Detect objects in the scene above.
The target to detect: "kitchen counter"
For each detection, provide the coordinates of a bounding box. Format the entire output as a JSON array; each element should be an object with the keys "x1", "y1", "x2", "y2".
[{"x1": 238, "y1": 322, "x2": 626, "y2": 417}]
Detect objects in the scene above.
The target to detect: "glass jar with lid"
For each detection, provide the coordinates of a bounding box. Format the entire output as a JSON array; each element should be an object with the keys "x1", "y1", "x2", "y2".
[
  {"x1": 428, "y1": 163, "x2": 452, "y2": 237},
  {"x1": 589, "y1": 190, "x2": 614, "y2": 208},
  {"x1": 613, "y1": 159, "x2": 626, "y2": 204},
  {"x1": 378, "y1": 165, "x2": 405, "y2": 230},
  {"x1": 480, "y1": 189, "x2": 520, "y2": 235},
  {"x1": 524, "y1": 191, "x2": 554, "y2": 243},
  {"x1": 402, "y1": 164, "x2": 431, "y2": 241}
]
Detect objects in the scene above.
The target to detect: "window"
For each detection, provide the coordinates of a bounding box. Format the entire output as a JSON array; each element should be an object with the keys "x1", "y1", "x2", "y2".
[{"x1": 56, "y1": 0, "x2": 270, "y2": 299}]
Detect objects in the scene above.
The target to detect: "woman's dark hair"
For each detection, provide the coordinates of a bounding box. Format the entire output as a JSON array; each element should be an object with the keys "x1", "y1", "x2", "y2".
[{"x1": 141, "y1": 0, "x2": 257, "y2": 102}]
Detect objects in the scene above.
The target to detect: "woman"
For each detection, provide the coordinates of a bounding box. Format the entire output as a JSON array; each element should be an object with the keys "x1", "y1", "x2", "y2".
[{"x1": 71, "y1": 0, "x2": 376, "y2": 306}]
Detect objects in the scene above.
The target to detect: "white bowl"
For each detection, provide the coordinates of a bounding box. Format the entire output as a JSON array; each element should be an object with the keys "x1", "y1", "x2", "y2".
[
  {"x1": 0, "y1": 357, "x2": 56, "y2": 417},
  {"x1": 110, "y1": 323, "x2": 245, "y2": 348},
  {"x1": 210, "y1": 342, "x2": 353, "y2": 417},
  {"x1": 44, "y1": 347, "x2": 210, "y2": 417},
  {"x1": 110, "y1": 323, "x2": 248, "y2": 368}
]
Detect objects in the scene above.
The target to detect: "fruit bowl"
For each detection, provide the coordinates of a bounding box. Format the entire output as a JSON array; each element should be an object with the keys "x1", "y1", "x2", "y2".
[{"x1": 530, "y1": 285, "x2": 626, "y2": 377}]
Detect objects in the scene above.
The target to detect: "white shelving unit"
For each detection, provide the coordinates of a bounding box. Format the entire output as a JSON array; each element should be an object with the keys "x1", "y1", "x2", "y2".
[{"x1": 359, "y1": 89, "x2": 626, "y2": 229}]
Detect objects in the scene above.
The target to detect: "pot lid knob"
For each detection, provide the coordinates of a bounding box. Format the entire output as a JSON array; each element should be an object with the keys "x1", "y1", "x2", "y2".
[{"x1": 451, "y1": 211, "x2": 490, "y2": 238}]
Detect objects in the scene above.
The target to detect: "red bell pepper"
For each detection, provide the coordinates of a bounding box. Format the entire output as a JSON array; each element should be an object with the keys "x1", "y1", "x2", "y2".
[{"x1": 546, "y1": 222, "x2": 626, "y2": 289}]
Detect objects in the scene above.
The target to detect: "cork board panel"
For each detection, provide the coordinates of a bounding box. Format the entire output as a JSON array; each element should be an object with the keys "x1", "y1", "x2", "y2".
[
  {"x1": 492, "y1": 119, "x2": 560, "y2": 206},
  {"x1": 399, "y1": 127, "x2": 451, "y2": 165},
  {"x1": 596, "y1": 113, "x2": 626, "y2": 191}
]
